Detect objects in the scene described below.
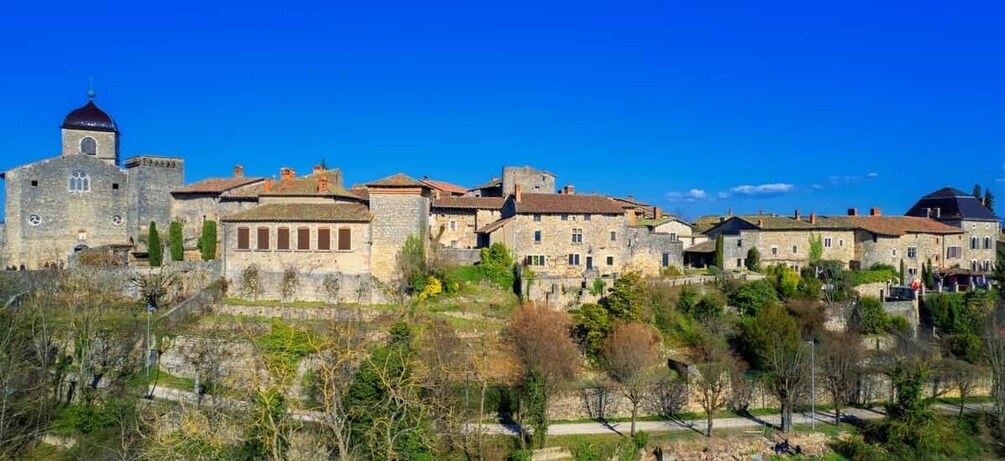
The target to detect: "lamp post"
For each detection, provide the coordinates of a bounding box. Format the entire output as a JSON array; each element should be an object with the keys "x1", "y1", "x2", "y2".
[
  {"x1": 807, "y1": 339, "x2": 816, "y2": 431},
  {"x1": 145, "y1": 296, "x2": 156, "y2": 398}
]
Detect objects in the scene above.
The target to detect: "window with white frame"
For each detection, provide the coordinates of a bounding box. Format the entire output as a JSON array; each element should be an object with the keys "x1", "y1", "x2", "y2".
[
  {"x1": 572, "y1": 228, "x2": 583, "y2": 243},
  {"x1": 449, "y1": 220, "x2": 456, "y2": 231},
  {"x1": 971, "y1": 236, "x2": 979, "y2": 249},
  {"x1": 907, "y1": 247, "x2": 917, "y2": 259},
  {"x1": 947, "y1": 246, "x2": 962, "y2": 259},
  {"x1": 568, "y1": 254, "x2": 580, "y2": 265},
  {"x1": 68, "y1": 171, "x2": 90, "y2": 192},
  {"x1": 534, "y1": 230, "x2": 541, "y2": 243},
  {"x1": 824, "y1": 237, "x2": 832, "y2": 248}
]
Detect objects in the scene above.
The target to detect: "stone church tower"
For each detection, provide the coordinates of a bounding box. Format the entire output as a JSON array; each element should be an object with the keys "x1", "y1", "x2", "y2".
[{"x1": 60, "y1": 89, "x2": 120, "y2": 165}]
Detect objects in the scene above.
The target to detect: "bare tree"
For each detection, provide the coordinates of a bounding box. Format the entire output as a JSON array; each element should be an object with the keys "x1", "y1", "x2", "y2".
[
  {"x1": 764, "y1": 333, "x2": 809, "y2": 433},
  {"x1": 940, "y1": 358, "x2": 984, "y2": 417},
  {"x1": 601, "y1": 322, "x2": 660, "y2": 436},
  {"x1": 819, "y1": 330, "x2": 863, "y2": 425},
  {"x1": 505, "y1": 304, "x2": 579, "y2": 448},
  {"x1": 692, "y1": 360, "x2": 736, "y2": 437}
]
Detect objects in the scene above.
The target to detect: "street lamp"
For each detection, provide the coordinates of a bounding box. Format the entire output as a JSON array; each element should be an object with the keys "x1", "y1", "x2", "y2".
[
  {"x1": 807, "y1": 339, "x2": 816, "y2": 431},
  {"x1": 145, "y1": 296, "x2": 157, "y2": 399}
]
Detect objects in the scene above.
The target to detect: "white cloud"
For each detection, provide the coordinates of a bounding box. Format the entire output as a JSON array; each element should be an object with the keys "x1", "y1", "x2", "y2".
[
  {"x1": 686, "y1": 189, "x2": 706, "y2": 199},
  {"x1": 866, "y1": 172, "x2": 879, "y2": 179},
  {"x1": 730, "y1": 183, "x2": 794, "y2": 196}
]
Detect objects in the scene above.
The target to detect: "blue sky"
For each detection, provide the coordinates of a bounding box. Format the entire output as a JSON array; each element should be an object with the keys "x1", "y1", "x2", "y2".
[{"x1": 2, "y1": 0, "x2": 1004, "y2": 219}]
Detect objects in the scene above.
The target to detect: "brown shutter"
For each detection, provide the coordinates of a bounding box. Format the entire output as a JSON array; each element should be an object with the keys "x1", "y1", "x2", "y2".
[
  {"x1": 237, "y1": 227, "x2": 249, "y2": 250},
  {"x1": 318, "y1": 227, "x2": 331, "y2": 250},
  {"x1": 338, "y1": 228, "x2": 351, "y2": 251},
  {"x1": 257, "y1": 227, "x2": 270, "y2": 250},
  {"x1": 277, "y1": 227, "x2": 290, "y2": 250},
  {"x1": 297, "y1": 227, "x2": 310, "y2": 250}
]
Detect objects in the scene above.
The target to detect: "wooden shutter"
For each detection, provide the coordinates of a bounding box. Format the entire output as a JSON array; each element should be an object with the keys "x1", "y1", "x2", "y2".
[
  {"x1": 277, "y1": 227, "x2": 290, "y2": 250},
  {"x1": 297, "y1": 228, "x2": 310, "y2": 250},
  {"x1": 338, "y1": 228, "x2": 351, "y2": 251},
  {"x1": 318, "y1": 228, "x2": 331, "y2": 250},
  {"x1": 257, "y1": 227, "x2": 270, "y2": 250},
  {"x1": 237, "y1": 227, "x2": 249, "y2": 250}
]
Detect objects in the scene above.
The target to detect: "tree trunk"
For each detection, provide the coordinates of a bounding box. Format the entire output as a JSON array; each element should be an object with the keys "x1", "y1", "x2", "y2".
[
  {"x1": 478, "y1": 382, "x2": 486, "y2": 460},
  {"x1": 834, "y1": 402, "x2": 841, "y2": 426},
  {"x1": 781, "y1": 402, "x2": 792, "y2": 433},
  {"x1": 959, "y1": 392, "x2": 966, "y2": 417},
  {"x1": 706, "y1": 412, "x2": 713, "y2": 437},
  {"x1": 630, "y1": 401, "x2": 638, "y2": 437}
]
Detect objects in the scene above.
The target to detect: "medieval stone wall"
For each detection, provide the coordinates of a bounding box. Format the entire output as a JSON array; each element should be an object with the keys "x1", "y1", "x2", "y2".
[
  {"x1": 127, "y1": 156, "x2": 184, "y2": 241},
  {"x1": 502, "y1": 166, "x2": 555, "y2": 195},
  {"x1": 368, "y1": 193, "x2": 429, "y2": 284}
]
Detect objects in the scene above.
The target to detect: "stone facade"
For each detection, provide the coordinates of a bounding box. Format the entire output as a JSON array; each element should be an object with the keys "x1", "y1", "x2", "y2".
[
  {"x1": 61, "y1": 128, "x2": 119, "y2": 165},
  {"x1": 854, "y1": 230, "x2": 953, "y2": 278},
  {"x1": 126, "y1": 156, "x2": 184, "y2": 236},
  {"x1": 741, "y1": 229, "x2": 857, "y2": 271},
  {"x1": 624, "y1": 226, "x2": 683, "y2": 275},
  {"x1": 368, "y1": 190, "x2": 430, "y2": 284},
  {"x1": 958, "y1": 219, "x2": 1000, "y2": 272},
  {"x1": 501, "y1": 166, "x2": 555, "y2": 195},
  {"x1": 510, "y1": 212, "x2": 626, "y2": 277},
  {"x1": 429, "y1": 207, "x2": 502, "y2": 249}
]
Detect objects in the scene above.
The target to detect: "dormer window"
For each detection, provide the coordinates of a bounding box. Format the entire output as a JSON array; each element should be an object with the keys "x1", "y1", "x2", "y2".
[
  {"x1": 80, "y1": 137, "x2": 97, "y2": 155},
  {"x1": 68, "y1": 171, "x2": 90, "y2": 192}
]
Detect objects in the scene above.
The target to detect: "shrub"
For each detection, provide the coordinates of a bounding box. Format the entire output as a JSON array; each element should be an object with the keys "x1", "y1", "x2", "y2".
[
  {"x1": 280, "y1": 267, "x2": 299, "y2": 301},
  {"x1": 631, "y1": 431, "x2": 649, "y2": 450},
  {"x1": 241, "y1": 264, "x2": 262, "y2": 300},
  {"x1": 148, "y1": 222, "x2": 162, "y2": 267},
  {"x1": 729, "y1": 280, "x2": 778, "y2": 316},
  {"x1": 478, "y1": 243, "x2": 515, "y2": 289},
  {"x1": 744, "y1": 247, "x2": 761, "y2": 271},
  {"x1": 169, "y1": 221, "x2": 184, "y2": 261},
  {"x1": 852, "y1": 296, "x2": 887, "y2": 334}
]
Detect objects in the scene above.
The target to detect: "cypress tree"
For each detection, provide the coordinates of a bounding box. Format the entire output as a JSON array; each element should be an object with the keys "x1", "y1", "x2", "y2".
[
  {"x1": 168, "y1": 221, "x2": 184, "y2": 261},
  {"x1": 199, "y1": 220, "x2": 217, "y2": 261},
  {"x1": 714, "y1": 234, "x2": 724, "y2": 269},
  {"x1": 148, "y1": 222, "x2": 162, "y2": 267}
]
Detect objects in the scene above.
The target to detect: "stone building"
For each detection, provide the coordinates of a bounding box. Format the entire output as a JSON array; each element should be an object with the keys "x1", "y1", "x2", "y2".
[
  {"x1": 701, "y1": 212, "x2": 856, "y2": 271},
  {"x1": 428, "y1": 196, "x2": 504, "y2": 249},
  {"x1": 364, "y1": 174, "x2": 431, "y2": 286},
  {"x1": 170, "y1": 165, "x2": 264, "y2": 245},
  {"x1": 468, "y1": 165, "x2": 555, "y2": 197},
  {"x1": 635, "y1": 214, "x2": 707, "y2": 250},
  {"x1": 1, "y1": 92, "x2": 183, "y2": 268},
  {"x1": 905, "y1": 187, "x2": 1000, "y2": 273}
]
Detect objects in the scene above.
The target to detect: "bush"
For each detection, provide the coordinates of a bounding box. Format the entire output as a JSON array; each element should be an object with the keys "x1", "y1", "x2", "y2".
[
  {"x1": 744, "y1": 247, "x2": 761, "y2": 271},
  {"x1": 508, "y1": 449, "x2": 532, "y2": 461},
  {"x1": 729, "y1": 280, "x2": 778, "y2": 316},
  {"x1": 852, "y1": 269, "x2": 899, "y2": 286},
  {"x1": 852, "y1": 297, "x2": 887, "y2": 334},
  {"x1": 169, "y1": 221, "x2": 184, "y2": 261},
  {"x1": 631, "y1": 430, "x2": 649, "y2": 450}
]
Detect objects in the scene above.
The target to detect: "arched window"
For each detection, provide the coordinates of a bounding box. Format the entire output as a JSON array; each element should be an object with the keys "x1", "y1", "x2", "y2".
[
  {"x1": 68, "y1": 171, "x2": 90, "y2": 192},
  {"x1": 985, "y1": 237, "x2": 992, "y2": 250},
  {"x1": 970, "y1": 236, "x2": 978, "y2": 249},
  {"x1": 80, "y1": 137, "x2": 97, "y2": 155},
  {"x1": 971, "y1": 260, "x2": 978, "y2": 271}
]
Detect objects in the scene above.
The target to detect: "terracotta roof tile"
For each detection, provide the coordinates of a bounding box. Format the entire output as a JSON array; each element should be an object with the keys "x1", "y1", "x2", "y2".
[
  {"x1": 819, "y1": 216, "x2": 963, "y2": 236},
  {"x1": 432, "y1": 197, "x2": 505, "y2": 210},
  {"x1": 684, "y1": 239, "x2": 717, "y2": 253},
  {"x1": 421, "y1": 178, "x2": 467, "y2": 195},
  {"x1": 172, "y1": 177, "x2": 264, "y2": 194},
  {"x1": 225, "y1": 170, "x2": 358, "y2": 199},
  {"x1": 514, "y1": 193, "x2": 626, "y2": 214},
  {"x1": 366, "y1": 173, "x2": 427, "y2": 188},
  {"x1": 222, "y1": 203, "x2": 372, "y2": 223}
]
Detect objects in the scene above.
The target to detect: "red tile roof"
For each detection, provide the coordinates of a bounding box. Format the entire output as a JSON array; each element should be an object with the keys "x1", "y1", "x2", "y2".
[
  {"x1": 514, "y1": 193, "x2": 626, "y2": 214},
  {"x1": 821, "y1": 216, "x2": 964, "y2": 236},
  {"x1": 421, "y1": 178, "x2": 467, "y2": 195},
  {"x1": 222, "y1": 203, "x2": 372, "y2": 223},
  {"x1": 172, "y1": 177, "x2": 264, "y2": 194},
  {"x1": 225, "y1": 170, "x2": 358, "y2": 199},
  {"x1": 432, "y1": 196, "x2": 505, "y2": 210}
]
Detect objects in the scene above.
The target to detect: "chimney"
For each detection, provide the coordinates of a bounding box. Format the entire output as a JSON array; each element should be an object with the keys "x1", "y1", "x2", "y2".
[
  {"x1": 264, "y1": 178, "x2": 273, "y2": 193},
  {"x1": 563, "y1": 184, "x2": 575, "y2": 195},
  {"x1": 727, "y1": 208, "x2": 733, "y2": 216},
  {"x1": 794, "y1": 209, "x2": 801, "y2": 220},
  {"x1": 933, "y1": 207, "x2": 941, "y2": 218},
  {"x1": 316, "y1": 175, "x2": 329, "y2": 193},
  {"x1": 313, "y1": 165, "x2": 324, "y2": 175},
  {"x1": 809, "y1": 212, "x2": 817, "y2": 224},
  {"x1": 847, "y1": 208, "x2": 858, "y2": 216},
  {"x1": 515, "y1": 184, "x2": 522, "y2": 203},
  {"x1": 653, "y1": 206, "x2": 662, "y2": 219},
  {"x1": 280, "y1": 167, "x2": 295, "y2": 181},
  {"x1": 757, "y1": 219, "x2": 764, "y2": 227},
  {"x1": 233, "y1": 164, "x2": 244, "y2": 178},
  {"x1": 870, "y1": 207, "x2": 881, "y2": 216},
  {"x1": 626, "y1": 194, "x2": 634, "y2": 201}
]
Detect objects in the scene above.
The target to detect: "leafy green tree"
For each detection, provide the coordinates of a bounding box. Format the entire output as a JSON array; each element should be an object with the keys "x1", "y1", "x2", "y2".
[
  {"x1": 744, "y1": 247, "x2": 761, "y2": 272},
  {"x1": 400, "y1": 233, "x2": 428, "y2": 291},
  {"x1": 572, "y1": 303, "x2": 612, "y2": 361},
  {"x1": 729, "y1": 280, "x2": 778, "y2": 316},
  {"x1": 738, "y1": 302, "x2": 798, "y2": 370},
  {"x1": 198, "y1": 220, "x2": 217, "y2": 261},
  {"x1": 148, "y1": 222, "x2": 162, "y2": 267},
  {"x1": 676, "y1": 287, "x2": 698, "y2": 316},
  {"x1": 714, "y1": 234, "x2": 724, "y2": 269},
  {"x1": 478, "y1": 242, "x2": 515, "y2": 289},
  {"x1": 693, "y1": 295, "x2": 725, "y2": 322},
  {"x1": 600, "y1": 272, "x2": 646, "y2": 322},
  {"x1": 766, "y1": 264, "x2": 801, "y2": 299},
  {"x1": 808, "y1": 233, "x2": 823, "y2": 263},
  {"x1": 168, "y1": 221, "x2": 184, "y2": 261},
  {"x1": 851, "y1": 296, "x2": 888, "y2": 334}
]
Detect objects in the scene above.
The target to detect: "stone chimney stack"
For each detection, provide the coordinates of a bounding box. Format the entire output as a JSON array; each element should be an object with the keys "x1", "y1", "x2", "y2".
[
  {"x1": 809, "y1": 212, "x2": 817, "y2": 224},
  {"x1": 313, "y1": 165, "x2": 324, "y2": 175},
  {"x1": 515, "y1": 184, "x2": 522, "y2": 203},
  {"x1": 563, "y1": 184, "x2": 575, "y2": 195},
  {"x1": 653, "y1": 206, "x2": 662, "y2": 219},
  {"x1": 847, "y1": 208, "x2": 858, "y2": 216},
  {"x1": 280, "y1": 167, "x2": 295, "y2": 181},
  {"x1": 317, "y1": 175, "x2": 329, "y2": 193},
  {"x1": 233, "y1": 164, "x2": 244, "y2": 178},
  {"x1": 264, "y1": 178, "x2": 273, "y2": 193},
  {"x1": 870, "y1": 207, "x2": 881, "y2": 216},
  {"x1": 934, "y1": 207, "x2": 941, "y2": 218},
  {"x1": 794, "y1": 209, "x2": 801, "y2": 220}
]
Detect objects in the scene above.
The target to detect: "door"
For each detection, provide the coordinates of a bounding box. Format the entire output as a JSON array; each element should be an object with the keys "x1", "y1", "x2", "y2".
[{"x1": 586, "y1": 256, "x2": 594, "y2": 270}]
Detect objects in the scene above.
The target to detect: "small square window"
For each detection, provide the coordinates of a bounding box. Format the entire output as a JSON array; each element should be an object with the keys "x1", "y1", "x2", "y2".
[
  {"x1": 606, "y1": 256, "x2": 614, "y2": 266},
  {"x1": 534, "y1": 230, "x2": 542, "y2": 243},
  {"x1": 112, "y1": 183, "x2": 119, "y2": 190},
  {"x1": 561, "y1": 214, "x2": 569, "y2": 221},
  {"x1": 533, "y1": 214, "x2": 541, "y2": 222},
  {"x1": 30, "y1": 180, "x2": 38, "y2": 187},
  {"x1": 584, "y1": 214, "x2": 591, "y2": 221}
]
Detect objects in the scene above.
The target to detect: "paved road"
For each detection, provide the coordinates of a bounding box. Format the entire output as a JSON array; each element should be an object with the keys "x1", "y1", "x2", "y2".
[{"x1": 147, "y1": 385, "x2": 988, "y2": 436}]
